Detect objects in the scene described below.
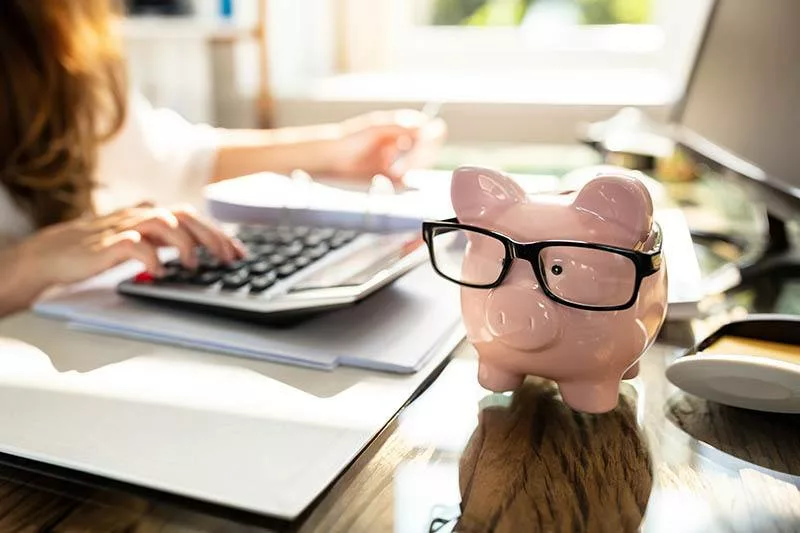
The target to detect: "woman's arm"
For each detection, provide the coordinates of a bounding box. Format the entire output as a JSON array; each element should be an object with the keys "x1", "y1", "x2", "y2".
[
  {"x1": 211, "y1": 110, "x2": 445, "y2": 184},
  {"x1": 0, "y1": 243, "x2": 50, "y2": 318},
  {"x1": 211, "y1": 123, "x2": 344, "y2": 182},
  {"x1": 101, "y1": 94, "x2": 444, "y2": 210}
]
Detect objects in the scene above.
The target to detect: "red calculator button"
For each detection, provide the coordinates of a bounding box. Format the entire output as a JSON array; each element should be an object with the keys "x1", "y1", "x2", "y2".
[{"x1": 133, "y1": 272, "x2": 154, "y2": 284}]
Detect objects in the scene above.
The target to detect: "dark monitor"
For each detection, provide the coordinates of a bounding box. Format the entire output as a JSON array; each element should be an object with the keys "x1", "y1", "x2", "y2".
[
  {"x1": 672, "y1": 0, "x2": 800, "y2": 219},
  {"x1": 670, "y1": 0, "x2": 800, "y2": 281}
]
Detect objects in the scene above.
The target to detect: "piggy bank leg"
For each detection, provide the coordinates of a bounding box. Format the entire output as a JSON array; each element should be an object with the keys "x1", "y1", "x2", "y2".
[
  {"x1": 622, "y1": 361, "x2": 640, "y2": 380},
  {"x1": 478, "y1": 363, "x2": 524, "y2": 392},
  {"x1": 558, "y1": 380, "x2": 620, "y2": 414}
]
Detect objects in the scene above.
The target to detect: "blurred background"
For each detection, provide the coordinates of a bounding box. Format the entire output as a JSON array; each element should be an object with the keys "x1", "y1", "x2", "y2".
[{"x1": 122, "y1": 0, "x2": 712, "y2": 143}]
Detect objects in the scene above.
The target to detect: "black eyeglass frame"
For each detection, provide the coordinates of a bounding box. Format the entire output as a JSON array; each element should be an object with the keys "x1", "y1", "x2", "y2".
[{"x1": 421, "y1": 217, "x2": 664, "y2": 312}]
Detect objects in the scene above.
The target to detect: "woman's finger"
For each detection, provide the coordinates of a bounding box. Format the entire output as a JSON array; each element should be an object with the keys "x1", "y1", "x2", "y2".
[
  {"x1": 172, "y1": 206, "x2": 243, "y2": 263},
  {"x1": 88, "y1": 208, "x2": 141, "y2": 233},
  {"x1": 97, "y1": 230, "x2": 164, "y2": 276},
  {"x1": 132, "y1": 209, "x2": 199, "y2": 269},
  {"x1": 381, "y1": 142, "x2": 406, "y2": 181}
]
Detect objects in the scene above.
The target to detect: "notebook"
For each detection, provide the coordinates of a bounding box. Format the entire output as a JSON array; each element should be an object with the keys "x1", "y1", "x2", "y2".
[{"x1": 34, "y1": 261, "x2": 463, "y2": 374}]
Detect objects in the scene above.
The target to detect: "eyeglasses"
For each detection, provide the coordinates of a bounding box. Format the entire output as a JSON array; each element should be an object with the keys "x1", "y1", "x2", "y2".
[{"x1": 421, "y1": 218, "x2": 663, "y2": 312}]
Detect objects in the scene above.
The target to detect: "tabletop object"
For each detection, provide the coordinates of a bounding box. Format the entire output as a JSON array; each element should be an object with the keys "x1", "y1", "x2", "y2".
[{"x1": 425, "y1": 166, "x2": 667, "y2": 413}]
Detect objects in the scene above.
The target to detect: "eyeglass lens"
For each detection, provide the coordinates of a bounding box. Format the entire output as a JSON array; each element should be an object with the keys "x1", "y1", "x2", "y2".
[
  {"x1": 539, "y1": 246, "x2": 637, "y2": 307},
  {"x1": 430, "y1": 227, "x2": 506, "y2": 286}
]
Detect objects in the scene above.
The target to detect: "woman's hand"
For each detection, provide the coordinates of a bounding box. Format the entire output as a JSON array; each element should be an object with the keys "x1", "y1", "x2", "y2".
[
  {"x1": 17, "y1": 203, "x2": 245, "y2": 287},
  {"x1": 211, "y1": 108, "x2": 447, "y2": 185},
  {"x1": 329, "y1": 109, "x2": 448, "y2": 182}
]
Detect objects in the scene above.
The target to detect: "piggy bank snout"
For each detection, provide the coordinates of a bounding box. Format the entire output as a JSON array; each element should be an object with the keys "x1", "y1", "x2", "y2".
[{"x1": 485, "y1": 284, "x2": 560, "y2": 351}]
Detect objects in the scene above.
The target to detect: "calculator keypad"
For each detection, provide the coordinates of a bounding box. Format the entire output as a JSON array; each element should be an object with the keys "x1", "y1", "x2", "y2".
[{"x1": 152, "y1": 225, "x2": 360, "y2": 293}]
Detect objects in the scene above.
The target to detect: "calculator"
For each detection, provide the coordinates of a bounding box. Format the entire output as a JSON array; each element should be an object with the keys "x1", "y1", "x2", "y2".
[{"x1": 117, "y1": 223, "x2": 428, "y2": 324}]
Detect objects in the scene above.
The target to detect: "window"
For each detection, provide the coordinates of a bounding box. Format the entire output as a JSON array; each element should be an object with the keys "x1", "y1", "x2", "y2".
[
  {"x1": 423, "y1": 0, "x2": 651, "y2": 26},
  {"x1": 336, "y1": 0, "x2": 711, "y2": 101},
  {"x1": 392, "y1": 0, "x2": 661, "y2": 69},
  {"x1": 268, "y1": 0, "x2": 712, "y2": 143}
]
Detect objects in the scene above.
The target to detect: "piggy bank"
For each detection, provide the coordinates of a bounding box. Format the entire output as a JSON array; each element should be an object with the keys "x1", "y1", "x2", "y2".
[{"x1": 423, "y1": 166, "x2": 668, "y2": 413}]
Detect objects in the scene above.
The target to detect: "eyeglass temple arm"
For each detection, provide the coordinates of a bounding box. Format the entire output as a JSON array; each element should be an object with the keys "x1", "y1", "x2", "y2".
[{"x1": 640, "y1": 222, "x2": 664, "y2": 276}]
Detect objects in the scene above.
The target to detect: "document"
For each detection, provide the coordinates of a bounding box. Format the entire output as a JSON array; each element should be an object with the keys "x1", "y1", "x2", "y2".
[
  {"x1": 204, "y1": 169, "x2": 562, "y2": 232},
  {"x1": 34, "y1": 263, "x2": 464, "y2": 374}
]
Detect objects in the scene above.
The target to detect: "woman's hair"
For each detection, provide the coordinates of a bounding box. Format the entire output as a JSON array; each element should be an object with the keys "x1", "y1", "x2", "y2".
[{"x1": 0, "y1": 0, "x2": 127, "y2": 228}]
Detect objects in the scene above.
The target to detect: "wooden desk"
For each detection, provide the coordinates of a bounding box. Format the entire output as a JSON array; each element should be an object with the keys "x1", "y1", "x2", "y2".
[
  {"x1": 0, "y1": 276, "x2": 798, "y2": 532},
  {"x1": 0, "y1": 145, "x2": 798, "y2": 532}
]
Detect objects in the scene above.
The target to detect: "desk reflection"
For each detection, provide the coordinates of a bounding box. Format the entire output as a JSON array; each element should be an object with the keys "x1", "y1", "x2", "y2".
[
  {"x1": 665, "y1": 390, "x2": 800, "y2": 478},
  {"x1": 455, "y1": 379, "x2": 651, "y2": 533}
]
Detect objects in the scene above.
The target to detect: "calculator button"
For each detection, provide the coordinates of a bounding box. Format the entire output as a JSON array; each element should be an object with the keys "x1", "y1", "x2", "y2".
[
  {"x1": 303, "y1": 234, "x2": 325, "y2": 247},
  {"x1": 221, "y1": 271, "x2": 249, "y2": 289},
  {"x1": 223, "y1": 260, "x2": 248, "y2": 272},
  {"x1": 307, "y1": 244, "x2": 330, "y2": 260},
  {"x1": 277, "y1": 232, "x2": 296, "y2": 245},
  {"x1": 268, "y1": 254, "x2": 287, "y2": 266},
  {"x1": 193, "y1": 271, "x2": 222, "y2": 285},
  {"x1": 316, "y1": 228, "x2": 337, "y2": 240},
  {"x1": 292, "y1": 226, "x2": 310, "y2": 237},
  {"x1": 244, "y1": 234, "x2": 266, "y2": 244},
  {"x1": 248, "y1": 231, "x2": 279, "y2": 245},
  {"x1": 279, "y1": 242, "x2": 304, "y2": 258},
  {"x1": 329, "y1": 237, "x2": 348, "y2": 249},
  {"x1": 330, "y1": 230, "x2": 358, "y2": 248},
  {"x1": 250, "y1": 272, "x2": 278, "y2": 292},
  {"x1": 175, "y1": 270, "x2": 195, "y2": 283},
  {"x1": 199, "y1": 257, "x2": 222, "y2": 270},
  {"x1": 134, "y1": 272, "x2": 154, "y2": 284},
  {"x1": 250, "y1": 243, "x2": 276, "y2": 257},
  {"x1": 250, "y1": 261, "x2": 272, "y2": 275},
  {"x1": 276, "y1": 264, "x2": 297, "y2": 278},
  {"x1": 336, "y1": 230, "x2": 358, "y2": 240},
  {"x1": 293, "y1": 256, "x2": 312, "y2": 270},
  {"x1": 160, "y1": 265, "x2": 182, "y2": 280}
]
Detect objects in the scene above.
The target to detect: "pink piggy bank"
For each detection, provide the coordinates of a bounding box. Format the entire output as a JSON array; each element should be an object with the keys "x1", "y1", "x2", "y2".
[{"x1": 423, "y1": 166, "x2": 668, "y2": 413}]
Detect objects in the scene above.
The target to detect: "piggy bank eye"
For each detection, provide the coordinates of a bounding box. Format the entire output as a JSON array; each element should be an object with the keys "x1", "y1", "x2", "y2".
[{"x1": 550, "y1": 264, "x2": 563, "y2": 276}]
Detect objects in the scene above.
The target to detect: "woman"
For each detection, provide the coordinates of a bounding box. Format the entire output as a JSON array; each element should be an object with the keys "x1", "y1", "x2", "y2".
[{"x1": 0, "y1": 0, "x2": 444, "y2": 317}]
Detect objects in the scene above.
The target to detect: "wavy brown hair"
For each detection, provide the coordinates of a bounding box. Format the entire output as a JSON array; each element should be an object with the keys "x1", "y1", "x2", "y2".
[{"x1": 0, "y1": 0, "x2": 127, "y2": 228}]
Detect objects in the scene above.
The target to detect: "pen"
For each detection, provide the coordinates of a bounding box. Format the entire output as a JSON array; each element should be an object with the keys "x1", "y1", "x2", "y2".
[{"x1": 419, "y1": 101, "x2": 443, "y2": 121}]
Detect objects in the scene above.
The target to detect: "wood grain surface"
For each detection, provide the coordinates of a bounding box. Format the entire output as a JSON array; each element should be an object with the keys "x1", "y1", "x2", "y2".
[
  {"x1": 0, "y1": 271, "x2": 798, "y2": 532},
  {"x1": 0, "y1": 324, "x2": 798, "y2": 532}
]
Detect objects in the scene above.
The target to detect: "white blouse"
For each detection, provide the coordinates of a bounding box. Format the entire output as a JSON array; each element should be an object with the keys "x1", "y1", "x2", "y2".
[{"x1": 0, "y1": 91, "x2": 219, "y2": 246}]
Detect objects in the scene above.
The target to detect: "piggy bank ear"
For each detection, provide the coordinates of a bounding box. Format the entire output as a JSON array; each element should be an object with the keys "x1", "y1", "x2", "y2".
[
  {"x1": 572, "y1": 173, "x2": 654, "y2": 246},
  {"x1": 450, "y1": 166, "x2": 526, "y2": 224}
]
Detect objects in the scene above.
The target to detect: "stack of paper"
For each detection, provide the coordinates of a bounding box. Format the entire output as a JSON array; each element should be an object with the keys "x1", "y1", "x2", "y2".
[
  {"x1": 204, "y1": 169, "x2": 563, "y2": 232},
  {"x1": 34, "y1": 262, "x2": 464, "y2": 374},
  {"x1": 205, "y1": 171, "x2": 449, "y2": 232}
]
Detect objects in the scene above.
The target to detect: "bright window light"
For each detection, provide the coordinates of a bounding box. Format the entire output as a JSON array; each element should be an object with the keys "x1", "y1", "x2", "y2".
[{"x1": 337, "y1": 0, "x2": 710, "y2": 81}]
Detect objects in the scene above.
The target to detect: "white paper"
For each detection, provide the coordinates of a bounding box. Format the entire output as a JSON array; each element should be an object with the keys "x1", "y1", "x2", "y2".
[
  {"x1": 34, "y1": 263, "x2": 464, "y2": 374},
  {"x1": 204, "y1": 169, "x2": 563, "y2": 232},
  {"x1": 655, "y1": 207, "x2": 705, "y2": 305},
  {"x1": 0, "y1": 309, "x2": 467, "y2": 521}
]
